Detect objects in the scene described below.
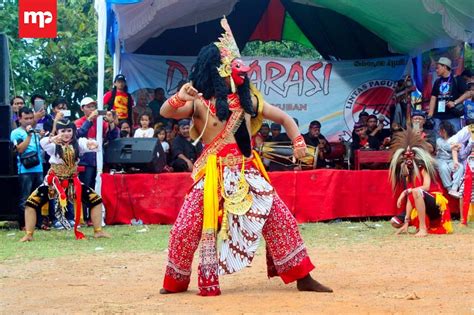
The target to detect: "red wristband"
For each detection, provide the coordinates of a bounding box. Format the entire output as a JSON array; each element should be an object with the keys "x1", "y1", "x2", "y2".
[
  {"x1": 168, "y1": 93, "x2": 186, "y2": 109},
  {"x1": 292, "y1": 135, "x2": 306, "y2": 149}
]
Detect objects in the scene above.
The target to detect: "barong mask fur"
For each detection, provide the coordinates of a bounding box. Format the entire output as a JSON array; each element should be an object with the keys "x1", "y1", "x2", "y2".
[{"x1": 389, "y1": 128, "x2": 437, "y2": 192}]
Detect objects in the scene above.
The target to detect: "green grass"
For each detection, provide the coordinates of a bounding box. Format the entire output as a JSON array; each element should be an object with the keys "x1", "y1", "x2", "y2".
[{"x1": 1, "y1": 221, "x2": 472, "y2": 262}]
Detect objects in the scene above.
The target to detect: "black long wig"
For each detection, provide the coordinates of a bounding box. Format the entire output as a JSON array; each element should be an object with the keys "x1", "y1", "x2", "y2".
[
  {"x1": 189, "y1": 44, "x2": 254, "y2": 156},
  {"x1": 56, "y1": 121, "x2": 80, "y2": 162}
]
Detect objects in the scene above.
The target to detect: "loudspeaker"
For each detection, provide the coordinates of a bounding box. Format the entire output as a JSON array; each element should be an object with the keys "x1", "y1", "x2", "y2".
[
  {"x1": 0, "y1": 33, "x2": 9, "y2": 106},
  {"x1": 0, "y1": 139, "x2": 14, "y2": 175},
  {"x1": 0, "y1": 106, "x2": 11, "y2": 140},
  {"x1": 0, "y1": 175, "x2": 19, "y2": 221},
  {"x1": 105, "y1": 138, "x2": 166, "y2": 173}
]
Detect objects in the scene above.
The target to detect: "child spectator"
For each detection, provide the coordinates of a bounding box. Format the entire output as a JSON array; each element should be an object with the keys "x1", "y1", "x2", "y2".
[
  {"x1": 134, "y1": 113, "x2": 154, "y2": 138},
  {"x1": 155, "y1": 127, "x2": 170, "y2": 153}
]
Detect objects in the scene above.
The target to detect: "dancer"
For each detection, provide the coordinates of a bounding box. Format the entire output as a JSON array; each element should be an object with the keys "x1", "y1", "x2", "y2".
[
  {"x1": 389, "y1": 128, "x2": 452, "y2": 237},
  {"x1": 159, "y1": 17, "x2": 332, "y2": 296},
  {"x1": 20, "y1": 119, "x2": 110, "y2": 242}
]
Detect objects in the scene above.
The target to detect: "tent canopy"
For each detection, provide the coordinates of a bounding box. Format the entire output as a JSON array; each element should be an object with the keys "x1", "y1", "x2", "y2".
[{"x1": 107, "y1": 0, "x2": 473, "y2": 59}]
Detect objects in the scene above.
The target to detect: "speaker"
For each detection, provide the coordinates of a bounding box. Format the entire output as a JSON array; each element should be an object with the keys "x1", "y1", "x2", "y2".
[
  {"x1": 105, "y1": 138, "x2": 166, "y2": 173},
  {"x1": 0, "y1": 106, "x2": 11, "y2": 140},
  {"x1": 0, "y1": 139, "x2": 14, "y2": 175},
  {"x1": 0, "y1": 33, "x2": 9, "y2": 106},
  {"x1": 0, "y1": 175, "x2": 19, "y2": 221}
]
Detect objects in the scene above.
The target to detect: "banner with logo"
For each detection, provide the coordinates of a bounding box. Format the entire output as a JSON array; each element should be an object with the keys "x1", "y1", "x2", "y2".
[{"x1": 122, "y1": 54, "x2": 408, "y2": 141}]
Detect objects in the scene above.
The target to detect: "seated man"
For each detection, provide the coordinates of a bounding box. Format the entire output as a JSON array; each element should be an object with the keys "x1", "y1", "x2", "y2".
[
  {"x1": 411, "y1": 110, "x2": 436, "y2": 154},
  {"x1": 170, "y1": 119, "x2": 203, "y2": 172},
  {"x1": 303, "y1": 120, "x2": 331, "y2": 168},
  {"x1": 351, "y1": 121, "x2": 380, "y2": 151},
  {"x1": 366, "y1": 114, "x2": 391, "y2": 148}
]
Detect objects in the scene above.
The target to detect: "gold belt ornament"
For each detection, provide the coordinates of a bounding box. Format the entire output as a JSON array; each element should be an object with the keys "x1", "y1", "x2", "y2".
[{"x1": 218, "y1": 155, "x2": 253, "y2": 240}]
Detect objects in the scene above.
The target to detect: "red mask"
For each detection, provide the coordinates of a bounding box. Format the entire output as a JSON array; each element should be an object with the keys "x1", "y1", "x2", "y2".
[{"x1": 231, "y1": 59, "x2": 250, "y2": 86}]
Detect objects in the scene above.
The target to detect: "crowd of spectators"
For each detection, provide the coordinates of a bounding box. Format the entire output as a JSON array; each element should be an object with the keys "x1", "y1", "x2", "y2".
[{"x1": 9, "y1": 61, "x2": 474, "y2": 229}]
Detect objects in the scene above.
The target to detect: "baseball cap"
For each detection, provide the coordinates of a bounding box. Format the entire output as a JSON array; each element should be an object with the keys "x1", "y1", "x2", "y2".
[
  {"x1": 411, "y1": 110, "x2": 426, "y2": 118},
  {"x1": 309, "y1": 120, "x2": 321, "y2": 128},
  {"x1": 437, "y1": 57, "x2": 452, "y2": 69},
  {"x1": 114, "y1": 74, "x2": 126, "y2": 82},
  {"x1": 80, "y1": 97, "x2": 97, "y2": 107},
  {"x1": 178, "y1": 119, "x2": 190, "y2": 127}
]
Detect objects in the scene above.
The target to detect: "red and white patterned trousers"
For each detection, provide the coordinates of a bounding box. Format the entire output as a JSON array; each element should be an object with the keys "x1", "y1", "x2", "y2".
[{"x1": 162, "y1": 183, "x2": 315, "y2": 293}]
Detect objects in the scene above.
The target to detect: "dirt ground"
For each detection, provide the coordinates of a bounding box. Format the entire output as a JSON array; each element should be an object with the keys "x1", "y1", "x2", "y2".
[{"x1": 1, "y1": 233, "x2": 473, "y2": 314}]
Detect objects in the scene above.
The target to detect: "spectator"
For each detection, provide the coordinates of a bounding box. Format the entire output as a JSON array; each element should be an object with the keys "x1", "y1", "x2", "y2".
[
  {"x1": 269, "y1": 123, "x2": 289, "y2": 142},
  {"x1": 10, "y1": 107, "x2": 45, "y2": 230},
  {"x1": 10, "y1": 96, "x2": 25, "y2": 129},
  {"x1": 104, "y1": 74, "x2": 134, "y2": 126},
  {"x1": 134, "y1": 113, "x2": 154, "y2": 138},
  {"x1": 351, "y1": 121, "x2": 380, "y2": 151},
  {"x1": 30, "y1": 94, "x2": 47, "y2": 129},
  {"x1": 75, "y1": 97, "x2": 119, "y2": 223},
  {"x1": 132, "y1": 89, "x2": 153, "y2": 129},
  {"x1": 254, "y1": 122, "x2": 270, "y2": 148},
  {"x1": 170, "y1": 119, "x2": 202, "y2": 172},
  {"x1": 411, "y1": 110, "x2": 436, "y2": 154},
  {"x1": 303, "y1": 120, "x2": 331, "y2": 168},
  {"x1": 148, "y1": 87, "x2": 169, "y2": 126},
  {"x1": 428, "y1": 57, "x2": 466, "y2": 132},
  {"x1": 119, "y1": 120, "x2": 132, "y2": 138},
  {"x1": 43, "y1": 97, "x2": 68, "y2": 134},
  {"x1": 436, "y1": 121, "x2": 463, "y2": 198},
  {"x1": 155, "y1": 127, "x2": 170, "y2": 154},
  {"x1": 352, "y1": 111, "x2": 370, "y2": 145}
]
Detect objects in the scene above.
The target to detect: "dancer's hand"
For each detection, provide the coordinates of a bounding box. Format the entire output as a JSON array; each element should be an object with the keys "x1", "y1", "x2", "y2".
[
  {"x1": 178, "y1": 83, "x2": 202, "y2": 102},
  {"x1": 87, "y1": 140, "x2": 99, "y2": 150},
  {"x1": 395, "y1": 222, "x2": 409, "y2": 235},
  {"x1": 396, "y1": 193, "x2": 405, "y2": 208}
]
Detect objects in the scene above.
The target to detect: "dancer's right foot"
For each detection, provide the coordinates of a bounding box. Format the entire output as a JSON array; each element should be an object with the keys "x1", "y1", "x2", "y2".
[
  {"x1": 159, "y1": 288, "x2": 174, "y2": 294},
  {"x1": 297, "y1": 274, "x2": 333, "y2": 293}
]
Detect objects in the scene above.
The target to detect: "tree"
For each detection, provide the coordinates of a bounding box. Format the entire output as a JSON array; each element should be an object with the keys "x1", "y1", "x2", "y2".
[
  {"x1": 0, "y1": 0, "x2": 113, "y2": 118},
  {"x1": 242, "y1": 40, "x2": 321, "y2": 60}
]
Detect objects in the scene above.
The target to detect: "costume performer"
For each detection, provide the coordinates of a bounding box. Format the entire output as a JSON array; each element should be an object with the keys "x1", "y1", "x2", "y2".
[
  {"x1": 20, "y1": 119, "x2": 110, "y2": 242},
  {"x1": 159, "y1": 18, "x2": 332, "y2": 296},
  {"x1": 450, "y1": 123, "x2": 474, "y2": 226},
  {"x1": 389, "y1": 128, "x2": 452, "y2": 237}
]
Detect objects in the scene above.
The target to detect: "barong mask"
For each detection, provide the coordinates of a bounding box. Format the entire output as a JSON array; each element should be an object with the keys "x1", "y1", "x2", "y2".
[
  {"x1": 215, "y1": 17, "x2": 250, "y2": 93},
  {"x1": 389, "y1": 128, "x2": 437, "y2": 192}
]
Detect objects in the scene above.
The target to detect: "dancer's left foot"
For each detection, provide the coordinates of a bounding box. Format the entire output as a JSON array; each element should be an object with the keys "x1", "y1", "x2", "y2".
[
  {"x1": 297, "y1": 274, "x2": 333, "y2": 293},
  {"x1": 94, "y1": 231, "x2": 111, "y2": 239},
  {"x1": 414, "y1": 229, "x2": 428, "y2": 237}
]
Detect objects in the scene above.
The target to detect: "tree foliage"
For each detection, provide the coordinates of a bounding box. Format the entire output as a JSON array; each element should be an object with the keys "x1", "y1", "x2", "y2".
[
  {"x1": 0, "y1": 0, "x2": 113, "y2": 117},
  {"x1": 242, "y1": 40, "x2": 321, "y2": 60}
]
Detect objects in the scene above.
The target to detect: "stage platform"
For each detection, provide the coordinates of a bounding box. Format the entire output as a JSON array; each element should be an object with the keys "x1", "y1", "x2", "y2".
[{"x1": 102, "y1": 169, "x2": 459, "y2": 225}]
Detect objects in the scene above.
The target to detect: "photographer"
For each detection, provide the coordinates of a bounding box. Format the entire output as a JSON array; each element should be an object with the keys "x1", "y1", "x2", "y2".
[
  {"x1": 43, "y1": 98, "x2": 69, "y2": 135},
  {"x1": 10, "y1": 107, "x2": 45, "y2": 230},
  {"x1": 75, "y1": 97, "x2": 119, "y2": 224}
]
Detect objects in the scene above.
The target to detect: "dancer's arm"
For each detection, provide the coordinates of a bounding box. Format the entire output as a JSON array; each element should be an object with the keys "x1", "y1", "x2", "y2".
[
  {"x1": 261, "y1": 101, "x2": 307, "y2": 158},
  {"x1": 161, "y1": 83, "x2": 201, "y2": 119}
]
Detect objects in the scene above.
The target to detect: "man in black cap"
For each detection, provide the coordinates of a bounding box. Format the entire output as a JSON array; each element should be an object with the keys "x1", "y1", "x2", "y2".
[
  {"x1": 303, "y1": 120, "x2": 331, "y2": 168},
  {"x1": 170, "y1": 119, "x2": 203, "y2": 172},
  {"x1": 351, "y1": 121, "x2": 380, "y2": 152},
  {"x1": 104, "y1": 74, "x2": 135, "y2": 126}
]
